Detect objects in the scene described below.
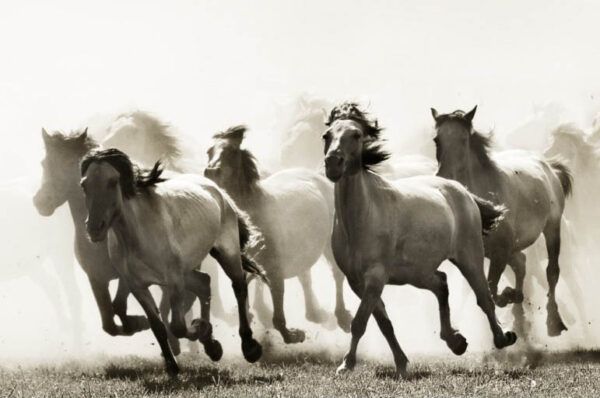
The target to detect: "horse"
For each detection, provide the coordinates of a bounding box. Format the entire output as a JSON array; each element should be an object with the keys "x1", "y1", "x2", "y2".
[
  {"x1": 0, "y1": 179, "x2": 82, "y2": 346},
  {"x1": 278, "y1": 95, "x2": 333, "y2": 170},
  {"x1": 79, "y1": 148, "x2": 265, "y2": 375},
  {"x1": 34, "y1": 129, "x2": 153, "y2": 341},
  {"x1": 322, "y1": 102, "x2": 516, "y2": 378},
  {"x1": 102, "y1": 111, "x2": 236, "y2": 326},
  {"x1": 431, "y1": 106, "x2": 573, "y2": 337},
  {"x1": 204, "y1": 125, "x2": 353, "y2": 344}
]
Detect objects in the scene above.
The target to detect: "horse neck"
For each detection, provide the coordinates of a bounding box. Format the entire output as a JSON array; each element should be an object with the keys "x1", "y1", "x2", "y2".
[
  {"x1": 66, "y1": 188, "x2": 89, "y2": 232},
  {"x1": 334, "y1": 170, "x2": 376, "y2": 240},
  {"x1": 111, "y1": 196, "x2": 146, "y2": 251},
  {"x1": 452, "y1": 147, "x2": 498, "y2": 197},
  {"x1": 223, "y1": 173, "x2": 263, "y2": 210}
]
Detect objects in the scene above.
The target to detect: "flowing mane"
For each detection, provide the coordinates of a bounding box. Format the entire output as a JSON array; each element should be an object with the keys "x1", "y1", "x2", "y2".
[
  {"x1": 326, "y1": 102, "x2": 390, "y2": 169},
  {"x1": 107, "y1": 110, "x2": 182, "y2": 164},
  {"x1": 436, "y1": 109, "x2": 497, "y2": 170},
  {"x1": 81, "y1": 148, "x2": 165, "y2": 199},
  {"x1": 212, "y1": 125, "x2": 261, "y2": 193}
]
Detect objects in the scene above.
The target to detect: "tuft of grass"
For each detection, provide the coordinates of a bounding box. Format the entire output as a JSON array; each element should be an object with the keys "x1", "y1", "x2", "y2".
[{"x1": 0, "y1": 349, "x2": 598, "y2": 397}]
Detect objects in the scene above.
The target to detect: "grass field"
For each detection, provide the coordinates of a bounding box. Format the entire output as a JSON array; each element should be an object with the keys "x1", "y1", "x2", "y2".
[{"x1": 1, "y1": 346, "x2": 598, "y2": 398}]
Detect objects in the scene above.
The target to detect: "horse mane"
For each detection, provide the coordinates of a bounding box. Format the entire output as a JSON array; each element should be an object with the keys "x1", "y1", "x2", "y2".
[
  {"x1": 326, "y1": 102, "x2": 390, "y2": 169},
  {"x1": 212, "y1": 125, "x2": 261, "y2": 193},
  {"x1": 436, "y1": 110, "x2": 497, "y2": 170},
  {"x1": 80, "y1": 148, "x2": 165, "y2": 199},
  {"x1": 112, "y1": 110, "x2": 182, "y2": 162}
]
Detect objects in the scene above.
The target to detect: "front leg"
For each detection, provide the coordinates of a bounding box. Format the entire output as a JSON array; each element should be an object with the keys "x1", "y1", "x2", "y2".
[
  {"x1": 337, "y1": 265, "x2": 387, "y2": 374},
  {"x1": 130, "y1": 287, "x2": 179, "y2": 376},
  {"x1": 88, "y1": 276, "x2": 124, "y2": 336},
  {"x1": 112, "y1": 278, "x2": 150, "y2": 335}
]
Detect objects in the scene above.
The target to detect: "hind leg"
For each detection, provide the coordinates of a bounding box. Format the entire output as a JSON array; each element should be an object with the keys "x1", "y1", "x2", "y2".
[
  {"x1": 453, "y1": 256, "x2": 517, "y2": 350},
  {"x1": 544, "y1": 221, "x2": 568, "y2": 336},
  {"x1": 416, "y1": 270, "x2": 469, "y2": 355},
  {"x1": 298, "y1": 269, "x2": 329, "y2": 325},
  {"x1": 202, "y1": 257, "x2": 237, "y2": 326},
  {"x1": 252, "y1": 281, "x2": 273, "y2": 328},
  {"x1": 158, "y1": 288, "x2": 181, "y2": 356},
  {"x1": 184, "y1": 271, "x2": 222, "y2": 361},
  {"x1": 269, "y1": 274, "x2": 306, "y2": 344},
  {"x1": 507, "y1": 252, "x2": 530, "y2": 337},
  {"x1": 211, "y1": 248, "x2": 263, "y2": 362},
  {"x1": 487, "y1": 254, "x2": 511, "y2": 307},
  {"x1": 112, "y1": 279, "x2": 151, "y2": 336},
  {"x1": 324, "y1": 247, "x2": 352, "y2": 333}
]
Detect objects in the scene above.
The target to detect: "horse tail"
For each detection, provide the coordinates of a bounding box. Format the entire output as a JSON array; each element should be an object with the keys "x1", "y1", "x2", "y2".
[
  {"x1": 472, "y1": 194, "x2": 507, "y2": 235},
  {"x1": 548, "y1": 159, "x2": 574, "y2": 197},
  {"x1": 236, "y1": 211, "x2": 269, "y2": 285}
]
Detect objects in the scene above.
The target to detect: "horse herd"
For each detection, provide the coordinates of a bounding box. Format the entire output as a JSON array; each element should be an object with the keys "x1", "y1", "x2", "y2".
[{"x1": 28, "y1": 101, "x2": 583, "y2": 378}]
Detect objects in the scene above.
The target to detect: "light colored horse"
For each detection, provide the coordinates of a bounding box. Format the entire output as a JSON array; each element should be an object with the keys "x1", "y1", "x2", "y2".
[
  {"x1": 322, "y1": 102, "x2": 516, "y2": 378},
  {"x1": 102, "y1": 110, "x2": 236, "y2": 326},
  {"x1": 205, "y1": 126, "x2": 353, "y2": 343},
  {"x1": 0, "y1": 179, "x2": 82, "y2": 345},
  {"x1": 432, "y1": 106, "x2": 573, "y2": 337},
  {"x1": 80, "y1": 148, "x2": 265, "y2": 375},
  {"x1": 34, "y1": 129, "x2": 152, "y2": 341}
]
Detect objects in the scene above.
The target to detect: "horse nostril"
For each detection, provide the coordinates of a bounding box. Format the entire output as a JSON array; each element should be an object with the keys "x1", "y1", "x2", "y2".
[{"x1": 325, "y1": 155, "x2": 343, "y2": 167}]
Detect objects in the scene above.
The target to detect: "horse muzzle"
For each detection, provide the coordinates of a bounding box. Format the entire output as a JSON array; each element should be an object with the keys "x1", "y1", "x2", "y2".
[
  {"x1": 324, "y1": 155, "x2": 344, "y2": 182},
  {"x1": 204, "y1": 167, "x2": 221, "y2": 180},
  {"x1": 33, "y1": 193, "x2": 56, "y2": 216}
]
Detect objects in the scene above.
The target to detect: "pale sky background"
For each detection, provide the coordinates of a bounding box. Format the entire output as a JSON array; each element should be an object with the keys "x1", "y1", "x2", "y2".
[{"x1": 0, "y1": 0, "x2": 599, "y2": 361}]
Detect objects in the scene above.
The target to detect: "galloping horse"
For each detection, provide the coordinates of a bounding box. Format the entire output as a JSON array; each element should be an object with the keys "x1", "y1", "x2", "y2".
[
  {"x1": 80, "y1": 148, "x2": 265, "y2": 375},
  {"x1": 323, "y1": 102, "x2": 516, "y2": 378},
  {"x1": 34, "y1": 129, "x2": 151, "y2": 339},
  {"x1": 431, "y1": 106, "x2": 573, "y2": 336},
  {"x1": 102, "y1": 111, "x2": 236, "y2": 326},
  {"x1": 205, "y1": 126, "x2": 353, "y2": 343}
]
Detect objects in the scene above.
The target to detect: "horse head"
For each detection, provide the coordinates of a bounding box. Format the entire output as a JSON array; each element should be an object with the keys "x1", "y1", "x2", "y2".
[
  {"x1": 34, "y1": 128, "x2": 93, "y2": 216},
  {"x1": 322, "y1": 102, "x2": 388, "y2": 182}
]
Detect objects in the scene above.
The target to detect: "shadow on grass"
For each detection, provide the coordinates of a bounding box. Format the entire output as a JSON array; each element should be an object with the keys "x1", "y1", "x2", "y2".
[
  {"x1": 375, "y1": 366, "x2": 432, "y2": 382},
  {"x1": 483, "y1": 347, "x2": 600, "y2": 369}
]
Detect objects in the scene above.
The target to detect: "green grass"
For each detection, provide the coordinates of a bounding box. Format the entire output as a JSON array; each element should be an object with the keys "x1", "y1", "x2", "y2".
[{"x1": 1, "y1": 348, "x2": 599, "y2": 397}]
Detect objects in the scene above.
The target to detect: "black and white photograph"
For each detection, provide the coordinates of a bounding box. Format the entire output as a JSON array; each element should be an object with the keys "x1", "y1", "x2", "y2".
[{"x1": 1, "y1": 0, "x2": 599, "y2": 396}]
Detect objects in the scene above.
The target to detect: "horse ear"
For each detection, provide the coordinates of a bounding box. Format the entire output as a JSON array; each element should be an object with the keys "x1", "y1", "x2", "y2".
[
  {"x1": 465, "y1": 106, "x2": 477, "y2": 122},
  {"x1": 41, "y1": 128, "x2": 51, "y2": 143},
  {"x1": 431, "y1": 108, "x2": 439, "y2": 121},
  {"x1": 80, "y1": 127, "x2": 88, "y2": 139}
]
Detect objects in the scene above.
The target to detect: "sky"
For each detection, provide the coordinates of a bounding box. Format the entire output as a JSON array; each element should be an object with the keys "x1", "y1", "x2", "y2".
[{"x1": 0, "y1": 0, "x2": 599, "y2": 362}]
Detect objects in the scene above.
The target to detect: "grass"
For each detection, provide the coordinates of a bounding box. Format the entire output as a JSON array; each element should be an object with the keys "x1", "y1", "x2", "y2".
[{"x1": 0, "y1": 347, "x2": 599, "y2": 397}]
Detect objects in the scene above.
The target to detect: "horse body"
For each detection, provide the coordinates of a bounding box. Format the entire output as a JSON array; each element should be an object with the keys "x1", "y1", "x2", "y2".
[
  {"x1": 205, "y1": 126, "x2": 352, "y2": 344},
  {"x1": 323, "y1": 102, "x2": 515, "y2": 378},
  {"x1": 81, "y1": 149, "x2": 264, "y2": 375},
  {"x1": 432, "y1": 107, "x2": 572, "y2": 337}
]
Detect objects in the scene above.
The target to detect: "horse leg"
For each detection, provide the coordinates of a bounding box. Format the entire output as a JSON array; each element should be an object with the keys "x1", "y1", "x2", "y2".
[
  {"x1": 336, "y1": 265, "x2": 386, "y2": 374},
  {"x1": 372, "y1": 300, "x2": 409, "y2": 378},
  {"x1": 298, "y1": 269, "x2": 329, "y2": 325},
  {"x1": 183, "y1": 271, "x2": 223, "y2": 361},
  {"x1": 88, "y1": 277, "x2": 123, "y2": 336},
  {"x1": 487, "y1": 254, "x2": 510, "y2": 307},
  {"x1": 210, "y1": 248, "x2": 262, "y2": 362},
  {"x1": 269, "y1": 274, "x2": 306, "y2": 344},
  {"x1": 157, "y1": 288, "x2": 181, "y2": 356},
  {"x1": 112, "y1": 279, "x2": 150, "y2": 336},
  {"x1": 130, "y1": 286, "x2": 179, "y2": 376},
  {"x1": 324, "y1": 246, "x2": 352, "y2": 333},
  {"x1": 452, "y1": 257, "x2": 517, "y2": 350},
  {"x1": 543, "y1": 221, "x2": 568, "y2": 336},
  {"x1": 203, "y1": 257, "x2": 237, "y2": 326},
  {"x1": 51, "y1": 253, "x2": 83, "y2": 349},
  {"x1": 252, "y1": 280, "x2": 273, "y2": 328},
  {"x1": 419, "y1": 270, "x2": 469, "y2": 355},
  {"x1": 507, "y1": 252, "x2": 529, "y2": 337}
]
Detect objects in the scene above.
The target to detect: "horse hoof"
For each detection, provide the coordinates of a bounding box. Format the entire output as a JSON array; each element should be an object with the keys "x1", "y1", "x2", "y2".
[
  {"x1": 501, "y1": 287, "x2": 524, "y2": 304},
  {"x1": 547, "y1": 318, "x2": 568, "y2": 337},
  {"x1": 446, "y1": 332, "x2": 468, "y2": 355},
  {"x1": 166, "y1": 361, "x2": 180, "y2": 377},
  {"x1": 494, "y1": 295, "x2": 509, "y2": 308},
  {"x1": 203, "y1": 339, "x2": 223, "y2": 361},
  {"x1": 495, "y1": 331, "x2": 517, "y2": 349},
  {"x1": 242, "y1": 338, "x2": 263, "y2": 363},
  {"x1": 171, "y1": 340, "x2": 182, "y2": 357},
  {"x1": 283, "y1": 328, "x2": 306, "y2": 344},
  {"x1": 335, "y1": 310, "x2": 353, "y2": 334},
  {"x1": 190, "y1": 319, "x2": 212, "y2": 341},
  {"x1": 336, "y1": 357, "x2": 355, "y2": 375}
]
